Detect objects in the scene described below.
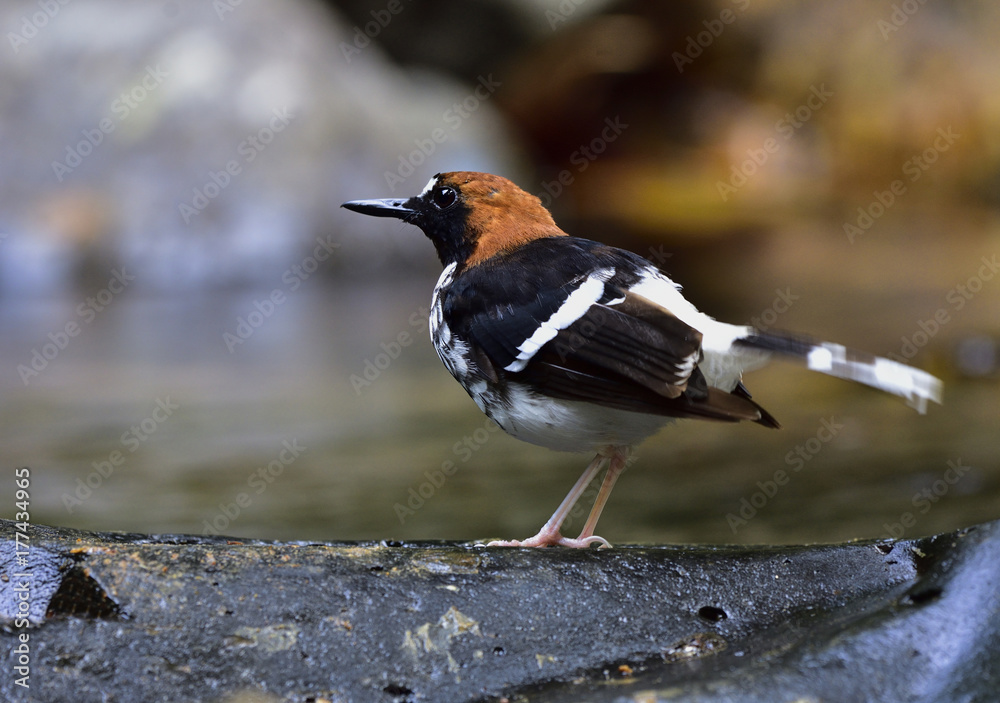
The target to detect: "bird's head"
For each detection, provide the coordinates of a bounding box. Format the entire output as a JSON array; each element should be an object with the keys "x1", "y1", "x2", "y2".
[{"x1": 342, "y1": 171, "x2": 566, "y2": 269}]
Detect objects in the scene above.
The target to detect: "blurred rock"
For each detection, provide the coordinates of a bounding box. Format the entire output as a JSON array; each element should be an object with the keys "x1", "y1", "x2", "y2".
[
  {"x1": 0, "y1": 0, "x2": 520, "y2": 294},
  {"x1": 486, "y1": 1, "x2": 1000, "y2": 238},
  {"x1": 6, "y1": 0, "x2": 1000, "y2": 293},
  {"x1": 327, "y1": 0, "x2": 534, "y2": 83}
]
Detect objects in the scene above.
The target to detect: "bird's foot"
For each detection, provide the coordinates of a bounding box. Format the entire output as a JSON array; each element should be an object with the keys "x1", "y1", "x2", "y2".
[
  {"x1": 556, "y1": 534, "x2": 612, "y2": 549},
  {"x1": 478, "y1": 530, "x2": 612, "y2": 549}
]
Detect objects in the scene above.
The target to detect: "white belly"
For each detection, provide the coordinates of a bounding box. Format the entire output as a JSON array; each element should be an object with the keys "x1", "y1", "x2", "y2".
[{"x1": 483, "y1": 381, "x2": 672, "y2": 453}]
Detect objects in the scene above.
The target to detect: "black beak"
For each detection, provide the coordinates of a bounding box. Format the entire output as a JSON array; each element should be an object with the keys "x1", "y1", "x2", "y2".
[{"x1": 341, "y1": 198, "x2": 415, "y2": 220}]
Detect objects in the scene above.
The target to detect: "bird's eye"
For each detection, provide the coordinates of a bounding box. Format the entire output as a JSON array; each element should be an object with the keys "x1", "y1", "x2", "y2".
[{"x1": 431, "y1": 186, "x2": 458, "y2": 210}]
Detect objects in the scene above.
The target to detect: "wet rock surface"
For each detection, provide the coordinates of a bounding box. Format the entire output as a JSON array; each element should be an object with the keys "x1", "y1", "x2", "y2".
[{"x1": 1, "y1": 519, "x2": 999, "y2": 702}]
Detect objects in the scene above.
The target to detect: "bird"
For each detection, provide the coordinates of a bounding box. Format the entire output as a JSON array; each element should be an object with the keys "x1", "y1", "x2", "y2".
[{"x1": 342, "y1": 171, "x2": 943, "y2": 548}]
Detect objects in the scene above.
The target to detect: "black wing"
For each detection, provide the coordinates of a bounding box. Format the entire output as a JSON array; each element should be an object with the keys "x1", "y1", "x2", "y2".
[{"x1": 444, "y1": 237, "x2": 779, "y2": 427}]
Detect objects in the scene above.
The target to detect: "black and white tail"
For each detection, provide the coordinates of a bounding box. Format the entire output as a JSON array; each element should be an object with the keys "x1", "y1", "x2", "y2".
[
  {"x1": 732, "y1": 329, "x2": 943, "y2": 414},
  {"x1": 624, "y1": 269, "x2": 943, "y2": 414}
]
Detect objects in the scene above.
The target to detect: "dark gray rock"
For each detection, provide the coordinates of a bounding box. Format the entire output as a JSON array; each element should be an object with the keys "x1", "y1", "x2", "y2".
[{"x1": 1, "y1": 519, "x2": 998, "y2": 702}]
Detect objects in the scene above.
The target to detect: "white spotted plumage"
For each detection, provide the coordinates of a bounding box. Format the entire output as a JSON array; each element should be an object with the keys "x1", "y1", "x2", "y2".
[{"x1": 430, "y1": 262, "x2": 469, "y2": 380}]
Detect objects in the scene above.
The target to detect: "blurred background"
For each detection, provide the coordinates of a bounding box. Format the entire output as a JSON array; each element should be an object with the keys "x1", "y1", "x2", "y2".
[{"x1": 1, "y1": 0, "x2": 998, "y2": 545}]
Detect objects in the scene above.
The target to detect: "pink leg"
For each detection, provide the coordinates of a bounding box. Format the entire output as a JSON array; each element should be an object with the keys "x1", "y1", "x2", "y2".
[
  {"x1": 574, "y1": 446, "x2": 631, "y2": 544},
  {"x1": 484, "y1": 452, "x2": 609, "y2": 548}
]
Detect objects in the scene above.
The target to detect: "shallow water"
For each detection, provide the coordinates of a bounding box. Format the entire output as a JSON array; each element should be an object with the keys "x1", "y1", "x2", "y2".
[{"x1": 1, "y1": 221, "x2": 998, "y2": 546}]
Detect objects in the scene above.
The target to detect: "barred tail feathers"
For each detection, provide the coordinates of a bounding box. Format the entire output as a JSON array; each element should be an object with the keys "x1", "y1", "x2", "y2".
[{"x1": 733, "y1": 330, "x2": 943, "y2": 414}]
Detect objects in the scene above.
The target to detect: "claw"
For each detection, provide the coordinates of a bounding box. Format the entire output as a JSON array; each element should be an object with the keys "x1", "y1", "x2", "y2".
[
  {"x1": 481, "y1": 533, "x2": 562, "y2": 548},
  {"x1": 571, "y1": 534, "x2": 612, "y2": 549},
  {"x1": 476, "y1": 531, "x2": 612, "y2": 549}
]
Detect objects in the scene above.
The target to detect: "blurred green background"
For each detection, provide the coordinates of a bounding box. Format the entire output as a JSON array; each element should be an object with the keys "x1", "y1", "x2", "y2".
[{"x1": 1, "y1": 0, "x2": 997, "y2": 545}]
